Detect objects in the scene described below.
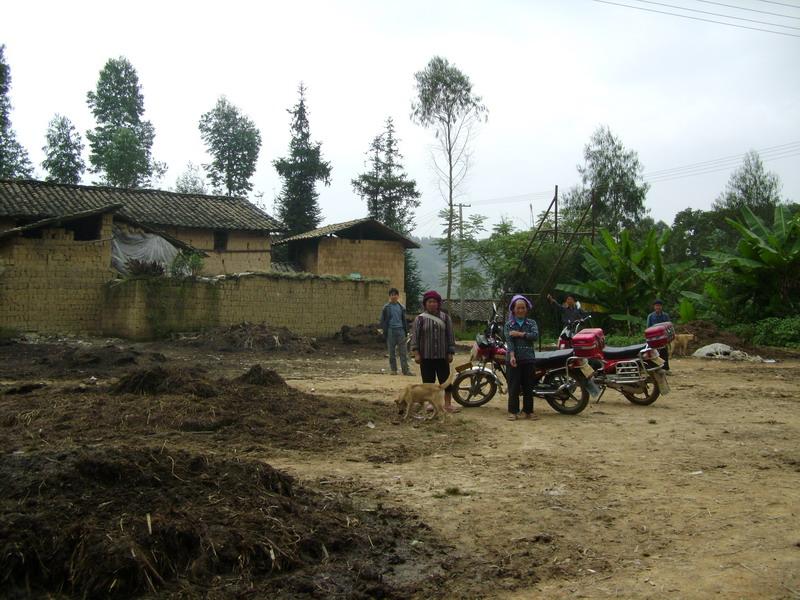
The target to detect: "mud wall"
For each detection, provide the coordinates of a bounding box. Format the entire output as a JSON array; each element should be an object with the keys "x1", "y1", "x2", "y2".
[
  {"x1": 0, "y1": 214, "x2": 115, "y2": 335},
  {"x1": 315, "y1": 238, "x2": 405, "y2": 299},
  {"x1": 158, "y1": 226, "x2": 272, "y2": 275},
  {"x1": 102, "y1": 274, "x2": 387, "y2": 340}
]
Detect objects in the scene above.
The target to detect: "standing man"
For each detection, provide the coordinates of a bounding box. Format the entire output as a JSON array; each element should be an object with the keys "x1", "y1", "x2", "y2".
[
  {"x1": 380, "y1": 288, "x2": 412, "y2": 376},
  {"x1": 647, "y1": 299, "x2": 671, "y2": 372},
  {"x1": 546, "y1": 293, "x2": 587, "y2": 326}
]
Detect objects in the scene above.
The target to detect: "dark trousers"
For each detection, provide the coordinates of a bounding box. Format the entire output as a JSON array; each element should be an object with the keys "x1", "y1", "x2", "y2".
[
  {"x1": 508, "y1": 361, "x2": 536, "y2": 414},
  {"x1": 658, "y1": 346, "x2": 670, "y2": 371}
]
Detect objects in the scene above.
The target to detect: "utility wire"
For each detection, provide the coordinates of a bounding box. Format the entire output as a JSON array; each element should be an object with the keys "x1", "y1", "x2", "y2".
[
  {"x1": 591, "y1": 0, "x2": 800, "y2": 37},
  {"x1": 629, "y1": 0, "x2": 800, "y2": 29},
  {"x1": 754, "y1": 0, "x2": 800, "y2": 9},
  {"x1": 642, "y1": 141, "x2": 800, "y2": 177},
  {"x1": 694, "y1": 0, "x2": 800, "y2": 20}
]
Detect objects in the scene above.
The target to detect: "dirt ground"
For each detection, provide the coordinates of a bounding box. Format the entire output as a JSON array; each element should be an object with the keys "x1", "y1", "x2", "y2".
[{"x1": 1, "y1": 334, "x2": 799, "y2": 599}]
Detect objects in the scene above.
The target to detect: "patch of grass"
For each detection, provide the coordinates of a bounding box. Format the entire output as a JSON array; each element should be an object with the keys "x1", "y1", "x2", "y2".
[
  {"x1": 0, "y1": 327, "x2": 19, "y2": 341},
  {"x1": 433, "y1": 486, "x2": 472, "y2": 498}
]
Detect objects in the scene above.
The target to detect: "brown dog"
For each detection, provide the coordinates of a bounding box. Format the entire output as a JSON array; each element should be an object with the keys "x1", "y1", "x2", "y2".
[
  {"x1": 670, "y1": 333, "x2": 696, "y2": 357},
  {"x1": 396, "y1": 381, "x2": 449, "y2": 423}
]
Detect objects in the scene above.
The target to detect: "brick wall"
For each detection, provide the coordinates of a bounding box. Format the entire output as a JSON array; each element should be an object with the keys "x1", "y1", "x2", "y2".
[
  {"x1": 315, "y1": 238, "x2": 404, "y2": 299},
  {"x1": 0, "y1": 214, "x2": 114, "y2": 335},
  {"x1": 102, "y1": 274, "x2": 387, "y2": 340},
  {"x1": 159, "y1": 226, "x2": 272, "y2": 275}
]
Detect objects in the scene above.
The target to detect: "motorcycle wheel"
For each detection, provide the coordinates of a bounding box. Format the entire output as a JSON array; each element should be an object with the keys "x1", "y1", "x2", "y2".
[
  {"x1": 622, "y1": 375, "x2": 661, "y2": 405},
  {"x1": 543, "y1": 370, "x2": 590, "y2": 415},
  {"x1": 452, "y1": 370, "x2": 497, "y2": 407}
]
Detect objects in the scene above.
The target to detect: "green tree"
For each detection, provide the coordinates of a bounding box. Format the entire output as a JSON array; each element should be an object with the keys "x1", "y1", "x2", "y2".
[
  {"x1": 433, "y1": 207, "x2": 487, "y2": 298},
  {"x1": 274, "y1": 83, "x2": 331, "y2": 236},
  {"x1": 411, "y1": 56, "x2": 487, "y2": 303},
  {"x1": 174, "y1": 161, "x2": 208, "y2": 195},
  {"x1": 697, "y1": 205, "x2": 800, "y2": 321},
  {"x1": 353, "y1": 117, "x2": 421, "y2": 233},
  {"x1": 41, "y1": 114, "x2": 85, "y2": 184},
  {"x1": 353, "y1": 117, "x2": 423, "y2": 307},
  {"x1": 86, "y1": 57, "x2": 162, "y2": 187},
  {"x1": 0, "y1": 45, "x2": 33, "y2": 179},
  {"x1": 563, "y1": 126, "x2": 649, "y2": 236},
  {"x1": 664, "y1": 207, "x2": 738, "y2": 268},
  {"x1": 712, "y1": 150, "x2": 784, "y2": 223},
  {"x1": 198, "y1": 96, "x2": 261, "y2": 197}
]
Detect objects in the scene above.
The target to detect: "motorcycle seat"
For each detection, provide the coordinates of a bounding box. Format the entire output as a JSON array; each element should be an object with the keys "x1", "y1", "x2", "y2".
[
  {"x1": 533, "y1": 349, "x2": 574, "y2": 369},
  {"x1": 602, "y1": 344, "x2": 646, "y2": 359}
]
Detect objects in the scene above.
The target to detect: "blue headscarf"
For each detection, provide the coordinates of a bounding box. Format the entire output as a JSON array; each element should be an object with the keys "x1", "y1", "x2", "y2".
[{"x1": 508, "y1": 294, "x2": 532, "y2": 321}]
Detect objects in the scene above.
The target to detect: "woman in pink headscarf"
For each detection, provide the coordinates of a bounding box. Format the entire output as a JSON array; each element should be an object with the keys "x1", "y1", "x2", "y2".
[{"x1": 410, "y1": 290, "x2": 461, "y2": 413}]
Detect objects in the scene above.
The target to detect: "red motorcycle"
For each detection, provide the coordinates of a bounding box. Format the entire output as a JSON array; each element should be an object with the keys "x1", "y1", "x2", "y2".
[
  {"x1": 567, "y1": 320, "x2": 673, "y2": 405},
  {"x1": 451, "y1": 305, "x2": 598, "y2": 415}
]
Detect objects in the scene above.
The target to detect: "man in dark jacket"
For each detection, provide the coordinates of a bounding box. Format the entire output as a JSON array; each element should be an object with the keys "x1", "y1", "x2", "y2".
[
  {"x1": 380, "y1": 288, "x2": 411, "y2": 375},
  {"x1": 647, "y1": 299, "x2": 671, "y2": 371},
  {"x1": 547, "y1": 294, "x2": 587, "y2": 326}
]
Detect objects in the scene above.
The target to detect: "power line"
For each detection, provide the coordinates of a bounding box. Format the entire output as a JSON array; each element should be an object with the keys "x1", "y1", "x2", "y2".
[
  {"x1": 694, "y1": 0, "x2": 800, "y2": 20},
  {"x1": 629, "y1": 0, "x2": 800, "y2": 29},
  {"x1": 591, "y1": 0, "x2": 800, "y2": 37},
  {"x1": 754, "y1": 0, "x2": 800, "y2": 9},
  {"x1": 645, "y1": 149, "x2": 800, "y2": 182},
  {"x1": 642, "y1": 141, "x2": 800, "y2": 177}
]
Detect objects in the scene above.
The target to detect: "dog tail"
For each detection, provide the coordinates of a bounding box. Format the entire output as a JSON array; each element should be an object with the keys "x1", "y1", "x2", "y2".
[{"x1": 439, "y1": 371, "x2": 455, "y2": 391}]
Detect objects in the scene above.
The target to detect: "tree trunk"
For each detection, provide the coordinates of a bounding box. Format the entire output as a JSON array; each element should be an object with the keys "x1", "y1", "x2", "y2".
[{"x1": 445, "y1": 124, "x2": 454, "y2": 304}]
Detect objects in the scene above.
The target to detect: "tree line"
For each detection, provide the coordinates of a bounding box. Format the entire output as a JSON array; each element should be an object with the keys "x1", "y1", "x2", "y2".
[{"x1": 2, "y1": 44, "x2": 796, "y2": 324}]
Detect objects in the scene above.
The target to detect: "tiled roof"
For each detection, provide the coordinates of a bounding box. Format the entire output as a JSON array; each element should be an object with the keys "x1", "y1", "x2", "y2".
[
  {"x1": 274, "y1": 218, "x2": 420, "y2": 249},
  {"x1": 0, "y1": 179, "x2": 282, "y2": 232}
]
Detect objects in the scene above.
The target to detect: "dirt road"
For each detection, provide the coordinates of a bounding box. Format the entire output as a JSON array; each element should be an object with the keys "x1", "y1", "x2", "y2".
[
  {"x1": 1, "y1": 337, "x2": 798, "y2": 598},
  {"x1": 280, "y1": 352, "x2": 800, "y2": 599}
]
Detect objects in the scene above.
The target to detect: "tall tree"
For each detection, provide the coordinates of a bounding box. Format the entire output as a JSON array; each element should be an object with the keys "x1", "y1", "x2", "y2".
[
  {"x1": 41, "y1": 114, "x2": 85, "y2": 184},
  {"x1": 353, "y1": 117, "x2": 423, "y2": 306},
  {"x1": 411, "y1": 56, "x2": 487, "y2": 302},
  {"x1": 198, "y1": 96, "x2": 261, "y2": 197},
  {"x1": 86, "y1": 57, "x2": 162, "y2": 187},
  {"x1": 0, "y1": 45, "x2": 33, "y2": 179},
  {"x1": 353, "y1": 117, "x2": 421, "y2": 233},
  {"x1": 274, "y1": 83, "x2": 331, "y2": 236},
  {"x1": 174, "y1": 161, "x2": 209, "y2": 195},
  {"x1": 712, "y1": 150, "x2": 783, "y2": 223},
  {"x1": 563, "y1": 126, "x2": 649, "y2": 236}
]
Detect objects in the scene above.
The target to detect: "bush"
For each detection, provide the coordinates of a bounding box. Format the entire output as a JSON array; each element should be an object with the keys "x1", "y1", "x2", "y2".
[
  {"x1": 170, "y1": 251, "x2": 205, "y2": 278},
  {"x1": 751, "y1": 317, "x2": 800, "y2": 348},
  {"x1": 125, "y1": 259, "x2": 165, "y2": 277},
  {"x1": 604, "y1": 334, "x2": 643, "y2": 347}
]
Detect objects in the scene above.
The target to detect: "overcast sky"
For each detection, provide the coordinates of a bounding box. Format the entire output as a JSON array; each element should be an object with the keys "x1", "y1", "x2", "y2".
[{"x1": 3, "y1": 0, "x2": 799, "y2": 236}]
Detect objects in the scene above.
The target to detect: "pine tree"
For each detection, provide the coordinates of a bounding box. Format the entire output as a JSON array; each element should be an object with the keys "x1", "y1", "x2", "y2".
[
  {"x1": 41, "y1": 115, "x2": 85, "y2": 184},
  {"x1": 353, "y1": 117, "x2": 423, "y2": 305},
  {"x1": 274, "y1": 83, "x2": 331, "y2": 235},
  {"x1": 198, "y1": 96, "x2": 261, "y2": 197},
  {"x1": 86, "y1": 57, "x2": 163, "y2": 187},
  {"x1": 0, "y1": 45, "x2": 33, "y2": 179}
]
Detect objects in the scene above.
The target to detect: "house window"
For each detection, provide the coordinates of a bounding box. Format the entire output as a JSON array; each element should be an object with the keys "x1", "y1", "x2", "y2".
[{"x1": 213, "y1": 230, "x2": 229, "y2": 251}]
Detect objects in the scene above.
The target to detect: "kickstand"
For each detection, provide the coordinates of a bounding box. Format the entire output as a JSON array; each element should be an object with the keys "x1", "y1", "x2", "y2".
[{"x1": 595, "y1": 387, "x2": 606, "y2": 403}]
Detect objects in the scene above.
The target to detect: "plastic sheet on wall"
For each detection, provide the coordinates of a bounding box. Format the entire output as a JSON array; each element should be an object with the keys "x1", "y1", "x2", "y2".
[{"x1": 111, "y1": 225, "x2": 180, "y2": 274}]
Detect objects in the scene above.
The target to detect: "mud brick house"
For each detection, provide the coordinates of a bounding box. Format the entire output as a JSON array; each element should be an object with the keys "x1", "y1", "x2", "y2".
[
  {"x1": 0, "y1": 179, "x2": 282, "y2": 275},
  {"x1": 0, "y1": 180, "x2": 389, "y2": 337},
  {"x1": 274, "y1": 218, "x2": 419, "y2": 300}
]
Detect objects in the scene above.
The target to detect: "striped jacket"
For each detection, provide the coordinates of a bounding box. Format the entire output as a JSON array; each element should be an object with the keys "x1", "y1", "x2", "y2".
[{"x1": 410, "y1": 311, "x2": 456, "y2": 359}]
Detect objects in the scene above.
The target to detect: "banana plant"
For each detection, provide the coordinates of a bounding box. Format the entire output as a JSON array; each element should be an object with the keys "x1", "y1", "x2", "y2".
[{"x1": 702, "y1": 205, "x2": 800, "y2": 319}]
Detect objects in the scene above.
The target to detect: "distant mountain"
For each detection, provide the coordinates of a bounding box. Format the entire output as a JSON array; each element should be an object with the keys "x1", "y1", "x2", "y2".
[
  {"x1": 410, "y1": 237, "x2": 445, "y2": 290},
  {"x1": 409, "y1": 236, "x2": 487, "y2": 297}
]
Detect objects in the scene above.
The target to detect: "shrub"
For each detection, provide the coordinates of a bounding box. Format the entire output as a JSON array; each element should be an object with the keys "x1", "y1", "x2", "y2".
[
  {"x1": 751, "y1": 317, "x2": 800, "y2": 348},
  {"x1": 126, "y1": 259, "x2": 165, "y2": 277},
  {"x1": 170, "y1": 251, "x2": 205, "y2": 278},
  {"x1": 604, "y1": 334, "x2": 643, "y2": 347}
]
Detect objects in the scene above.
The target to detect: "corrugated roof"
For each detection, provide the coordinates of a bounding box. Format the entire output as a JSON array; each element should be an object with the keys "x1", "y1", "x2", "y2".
[
  {"x1": 0, "y1": 179, "x2": 282, "y2": 232},
  {"x1": 274, "y1": 218, "x2": 420, "y2": 249}
]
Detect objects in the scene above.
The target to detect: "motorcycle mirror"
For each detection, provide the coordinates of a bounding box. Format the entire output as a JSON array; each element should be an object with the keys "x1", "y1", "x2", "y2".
[{"x1": 576, "y1": 301, "x2": 582, "y2": 311}]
